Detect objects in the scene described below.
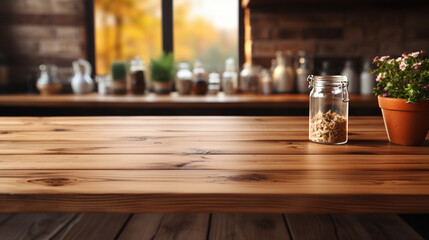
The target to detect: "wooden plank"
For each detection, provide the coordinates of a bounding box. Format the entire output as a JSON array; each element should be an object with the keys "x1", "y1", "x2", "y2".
[
  {"x1": 285, "y1": 214, "x2": 337, "y2": 240},
  {"x1": 2, "y1": 194, "x2": 429, "y2": 213},
  {"x1": 1, "y1": 154, "x2": 428, "y2": 171},
  {"x1": 209, "y1": 214, "x2": 291, "y2": 240},
  {"x1": 118, "y1": 214, "x2": 209, "y2": 240},
  {"x1": 0, "y1": 116, "x2": 427, "y2": 213},
  {"x1": 0, "y1": 130, "x2": 390, "y2": 142},
  {"x1": 1, "y1": 169, "x2": 429, "y2": 195},
  {"x1": 51, "y1": 213, "x2": 130, "y2": 240},
  {"x1": 1, "y1": 140, "x2": 428, "y2": 155},
  {"x1": 0, "y1": 213, "x2": 75, "y2": 239},
  {"x1": 0, "y1": 125, "x2": 386, "y2": 134},
  {"x1": 0, "y1": 124, "x2": 386, "y2": 133},
  {"x1": 0, "y1": 214, "x2": 13, "y2": 225},
  {"x1": 0, "y1": 115, "x2": 383, "y2": 124},
  {"x1": 0, "y1": 116, "x2": 383, "y2": 125},
  {"x1": 331, "y1": 214, "x2": 423, "y2": 240},
  {"x1": 117, "y1": 214, "x2": 164, "y2": 240}
]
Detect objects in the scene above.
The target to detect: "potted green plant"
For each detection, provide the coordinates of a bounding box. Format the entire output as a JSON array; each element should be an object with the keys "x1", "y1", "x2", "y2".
[
  {"x1": 150, "y1": 52, "x2": 174, "y2": 94},
  {"x1": 111, "y1": 61, "x2": 127, "y2": 95},
  {"x1": 371, "y1": 50, "x2": 429, "y2": 145}
]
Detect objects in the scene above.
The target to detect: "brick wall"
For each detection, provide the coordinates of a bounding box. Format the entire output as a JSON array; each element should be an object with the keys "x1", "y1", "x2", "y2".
[
  {"x1": 247, "y1": 1, "x2": 429, "y2": 73},
  {"x1": 0, "y1": 0, "x2": 86, "y2": 92}
]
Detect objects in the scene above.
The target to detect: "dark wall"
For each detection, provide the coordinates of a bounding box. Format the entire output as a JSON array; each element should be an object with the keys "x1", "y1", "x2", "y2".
[
  {"x1": 247, "y1": 0, "x2": 429, "y2": 72},
  {"x1": 0, "y1": 0, "x2": 87, "y2": 92}
]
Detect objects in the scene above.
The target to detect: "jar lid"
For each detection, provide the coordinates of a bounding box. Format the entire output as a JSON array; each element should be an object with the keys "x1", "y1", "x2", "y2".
[{"x1": 308, "y1": 75, "x2": 348, "y2": 87}]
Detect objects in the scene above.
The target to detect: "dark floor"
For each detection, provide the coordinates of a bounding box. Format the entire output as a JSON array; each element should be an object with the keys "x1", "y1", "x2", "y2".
[{"x1": 0, "y1": 213, "x2": 423, "y2": 240}]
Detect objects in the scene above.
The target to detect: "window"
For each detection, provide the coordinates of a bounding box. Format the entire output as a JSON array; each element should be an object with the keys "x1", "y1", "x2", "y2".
[
  {"x1": 94, "y1": 0, "x2": 163, "y2": 75},
  {"x1": 93, "y1": 0, "x2": 238, "y2": 75},
  {"x1": 173, "y1": 0, "x2": 238, "y2": 71}
]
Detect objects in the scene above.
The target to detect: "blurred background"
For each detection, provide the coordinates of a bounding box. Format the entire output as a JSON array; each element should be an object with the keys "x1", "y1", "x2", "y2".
[{"x1": 0, "y1": 0, "x2": 428, "y2": 116}]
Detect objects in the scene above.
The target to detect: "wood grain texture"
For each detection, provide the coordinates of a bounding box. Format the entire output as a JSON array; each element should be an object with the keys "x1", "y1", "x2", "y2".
[
  {"x1": 119, "y1": 214, "x2": 209, "y2": 240},
  {"x1": 0, "y1": 93, "x2": 377, "y2": 108},
  {"x1": 51, "y1": 213, "x2": 130, "y2": 240},
  {"x1": 0, "y1": 116, "x2": 428, "y2": 213},
  {"x1": 331, "y1": 214, "x2": 424, "y2": 240},
  {"x1": 0, "y1": 213, "x2": 75, "y2": 240},
  {"x1": 209, "y1": 214, "x2": 291, "y2": 240},
  {"x1": 286, "y1": 214, "x2": 337, "y2": 240},
  {"x1": 117, "y1": 214, "x2": 164, "y2": 240}
]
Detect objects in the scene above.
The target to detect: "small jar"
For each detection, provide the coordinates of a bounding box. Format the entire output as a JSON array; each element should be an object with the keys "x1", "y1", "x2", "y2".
[
  {"x1": 260, "y1": 69, "x2": 273, "y2": 95},
  {"x1": 308, "y1": 75, "x2": 349, "y2": 144},
  {"x1": 296, "y1": 50, "x2": 312, "y2": 94},
  {"x1": 96, "y1": 75, "x2": 112, "y2": 95},
  {"x1": 208, "y1": 72, "x2": 220, "y2": 95},
  {"x1": 193, "y1": 60, "x2": 208, "y2": 95},
  {"x1": 176, "y1": 62, "x2": 193, "y2": 95},
  {"x1": 222, "y1": 58, "x2": 238, "y2": 95},
  {"x1": 240, "y1": 63, "x2": 260, "y2": 93},
  {"x1": 130, "y1": 56, "x2": 146, "y2": 95}
]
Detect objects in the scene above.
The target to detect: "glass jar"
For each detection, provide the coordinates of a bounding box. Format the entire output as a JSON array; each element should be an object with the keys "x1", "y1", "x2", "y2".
[
  {"x1": 36, "y1": 64, "x2": 62, "y2": 95},
  {"x1": 308, "y1": 75, "x2": 349, "y2": 144},
  {"x1": 208, "y1": 72, "x2": 220, "y2": 95},
  {"x1": 260, "y1": 69, "x2": 273, "y2": 95},
  {"x1": 296, "y1": 50, "x2": 312, "y2": 94},
  {"x1": 193, "y1": 60, "x2": 208, "y2": 95},
  {"x1": 239, "y1": 63, "x2": 260, "y2": 93},
  {"x1": 176, "y1": 62, "x2": 193, "y2": 95},
  {"x1": 130, "y1": 56, "x2": 146, "y2": 95},
  {"x1": 222, "y1": 58, "x2": 238, "y2": 95},
  {"x1": 96, "y1": 75, "x2": 112, "y2": 95}
]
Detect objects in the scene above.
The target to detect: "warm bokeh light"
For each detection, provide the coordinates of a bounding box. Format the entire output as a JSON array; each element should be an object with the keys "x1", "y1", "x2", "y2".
[
  {"x1": 95, "y1": 0, "x2": 238, "y2": 75},
  {"x1": 174, "y1": 0, "x2": 238, "y2": 71},
  {"x1": 94, "y1": 0, "x2": 162, "y2": 75}
]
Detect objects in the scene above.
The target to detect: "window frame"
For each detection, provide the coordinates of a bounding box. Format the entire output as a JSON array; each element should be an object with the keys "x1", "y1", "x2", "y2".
[{"x1": 86, "y1": 0, "x2": 243, "y2": 76}]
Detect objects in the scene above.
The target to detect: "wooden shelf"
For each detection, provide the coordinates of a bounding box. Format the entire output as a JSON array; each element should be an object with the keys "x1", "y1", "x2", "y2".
[{"x1": 0, "y1": 93, "x2": 377, "y2": 109}]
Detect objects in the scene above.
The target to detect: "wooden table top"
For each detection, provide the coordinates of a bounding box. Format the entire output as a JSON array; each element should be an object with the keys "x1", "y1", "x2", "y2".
[
  {"x1": 0, "y1": 116, "x2": 428, "y2": 213},
  {"x1": 0, "y1": 93, "x2": 377, "y2": 108}
]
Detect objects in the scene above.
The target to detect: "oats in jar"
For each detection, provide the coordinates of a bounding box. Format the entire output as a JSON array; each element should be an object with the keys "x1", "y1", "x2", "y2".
[{"x1": 309, "y1": 110, "x2": 347, "y2": 144}]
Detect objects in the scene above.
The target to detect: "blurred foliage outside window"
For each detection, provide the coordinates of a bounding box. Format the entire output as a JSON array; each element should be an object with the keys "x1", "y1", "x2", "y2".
[{"x1": 95, "y1": 0, "x2": 238, "y2": 76}]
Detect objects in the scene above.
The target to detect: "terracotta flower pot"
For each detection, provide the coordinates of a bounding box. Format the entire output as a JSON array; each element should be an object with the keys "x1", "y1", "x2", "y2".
[{"x1": 378, "y1": 96, "x2": 429, "y2": 145}]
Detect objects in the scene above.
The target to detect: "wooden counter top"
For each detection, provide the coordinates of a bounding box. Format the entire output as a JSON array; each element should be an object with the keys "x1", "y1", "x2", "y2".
[
  {"x1": 0, "y1": 93, "x2": 377, "y2": 108},
  {"x1": 0, "y1": 116, "x2": 428, "y2": 213}
]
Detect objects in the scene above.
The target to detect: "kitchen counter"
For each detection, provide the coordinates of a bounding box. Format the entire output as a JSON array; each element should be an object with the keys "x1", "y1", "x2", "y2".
[
  {"x1": 0, "y1": 93, "x2": 379, "y2": 116},
  {"x1": 0, "y1": 116, "x2": 428, "y2": 213}
]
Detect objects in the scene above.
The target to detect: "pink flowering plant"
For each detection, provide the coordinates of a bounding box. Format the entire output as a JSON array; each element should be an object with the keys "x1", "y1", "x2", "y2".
[{"x1": 371, "y1": 50, "x2": 429, "y2": 103}]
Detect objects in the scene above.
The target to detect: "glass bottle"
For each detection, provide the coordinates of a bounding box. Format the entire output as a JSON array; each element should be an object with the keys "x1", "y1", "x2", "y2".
[
  {"x1": 308, "y1": 75, "x2": 349, "y2": 144},
  {"x1": 176, "y1": 62, "x2": 193, "y2": 95},
  {"x1": 260, "y1": 69, "x2": 273, "y2": 95},
  {"x1": 208, "y1": 72, "x2": 221, "y2": 95},
  {"x1": 130, "y1": 56, "x2": 146, "y2": 95},
  {"x1": 273, "y1": 50, "x2": 294, "y2": 93},
  {"x1": 296, "y1": 50, "x2": 312, "y2": 93},
  {"x1": 320, "y1": 61, "x2": 330, "y2": 76},
  {"x1": 96, "y1": 75, "x2": 112, "y2": 95},
  {"x1": 71, "y1": 59, "x2": 94, "y2": 94},
  {"x1": 270, "y1": 58, "x2": 277, "y2": 76},
  {"x1": 341, "y1": 60, "x2": 359, "y2": 94},
  {"x1": 222, "y1": 58, "x2": 238, "y2": 95},
  {"x1": 193, "y1": 60, "x2": 207, "y2": 95},
  {"x1": 36, "y1": 64, "x2": 62, "y2": 95},
  {"x1": 239, "y1": 63, "x2": 260, "y2": 93},
  {"x1": 360, "y1": 59, "x2": 376, "y2": 95}
]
